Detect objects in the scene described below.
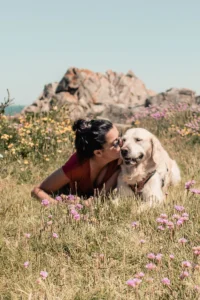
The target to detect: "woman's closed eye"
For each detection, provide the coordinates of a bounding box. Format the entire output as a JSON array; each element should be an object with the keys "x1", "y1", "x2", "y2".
[{"x1": 112, "y1": 138, "x2": 123, "y2": 148}]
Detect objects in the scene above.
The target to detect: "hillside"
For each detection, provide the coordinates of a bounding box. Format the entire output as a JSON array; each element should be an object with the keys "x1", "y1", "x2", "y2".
[{"x1": 0, "y1": 106, "x2": 200, "y2": 299}]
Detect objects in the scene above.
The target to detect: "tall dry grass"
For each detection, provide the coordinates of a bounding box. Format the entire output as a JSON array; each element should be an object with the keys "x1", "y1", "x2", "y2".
[{"x1": 0, "y1": 108, "x2": 200, "y2": 299}]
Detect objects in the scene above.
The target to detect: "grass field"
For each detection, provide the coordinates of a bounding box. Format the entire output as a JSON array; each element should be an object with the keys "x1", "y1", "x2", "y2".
[{"x1": 0, "y1": 106, "x2": 200, "y2": 299}]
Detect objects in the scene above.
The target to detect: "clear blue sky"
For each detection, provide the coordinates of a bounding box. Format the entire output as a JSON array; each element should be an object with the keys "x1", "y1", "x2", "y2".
[{"x1": 1, "y1": 0, "x2": 200, "y2": 105}]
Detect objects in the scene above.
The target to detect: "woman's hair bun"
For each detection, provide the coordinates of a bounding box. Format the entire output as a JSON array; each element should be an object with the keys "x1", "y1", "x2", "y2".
[
  {"x1": 72, "y1": 118, "x2": 113, "y2": 162},
  {"x1": 72, "y1": 119, "x2": 91, "y2": 134}
]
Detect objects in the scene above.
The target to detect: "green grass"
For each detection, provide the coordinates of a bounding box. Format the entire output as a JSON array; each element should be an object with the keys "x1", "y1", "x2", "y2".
[{"x1": 1, "y1": 114, "x2": 200, "y2": 299}]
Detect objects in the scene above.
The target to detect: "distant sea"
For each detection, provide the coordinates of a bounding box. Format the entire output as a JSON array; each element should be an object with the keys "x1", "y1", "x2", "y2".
[{"x1": 5, "y1": 105, "x2": 25, "y2": 116}]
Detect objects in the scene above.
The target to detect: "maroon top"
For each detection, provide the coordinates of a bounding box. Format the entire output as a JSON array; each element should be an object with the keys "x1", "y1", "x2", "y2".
[{"x1": 62, "y1": 153, "x2": 119, "y2": 196}]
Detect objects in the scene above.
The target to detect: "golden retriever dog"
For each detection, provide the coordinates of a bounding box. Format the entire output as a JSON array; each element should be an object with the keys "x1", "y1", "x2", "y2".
[{"x1": 117, "y1": 128, "x2": 181, "y2": 205}]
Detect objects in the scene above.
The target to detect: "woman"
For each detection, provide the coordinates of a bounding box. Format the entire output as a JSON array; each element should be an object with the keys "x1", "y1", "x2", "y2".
[{"x1": 31, "y1": 119, "x2": 122, "y2": 204}]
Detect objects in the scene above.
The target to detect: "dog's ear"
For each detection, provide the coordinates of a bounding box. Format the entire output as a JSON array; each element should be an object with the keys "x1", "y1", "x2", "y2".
[{"x1": 151, "y1": 135, "x2": 164, "y2": 166}]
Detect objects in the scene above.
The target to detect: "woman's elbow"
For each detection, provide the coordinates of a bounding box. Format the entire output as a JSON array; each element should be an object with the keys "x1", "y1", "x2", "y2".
[{"x1": 31, "y1": 186, "x2": 40, "y2": 198}]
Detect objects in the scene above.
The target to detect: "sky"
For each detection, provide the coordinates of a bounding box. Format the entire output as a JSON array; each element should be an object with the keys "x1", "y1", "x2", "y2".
[{"x1": 1, "y1": 0, "x2": 200, "y2": 105}]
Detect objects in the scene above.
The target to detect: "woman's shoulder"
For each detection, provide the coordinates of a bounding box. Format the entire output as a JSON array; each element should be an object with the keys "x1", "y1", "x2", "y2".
[
  {"x1": 62, "y1": 153, "x2": 79, "y2": 169},
  {"x1": 62, "y1": 153, "x2": 89, "y2": 179}
]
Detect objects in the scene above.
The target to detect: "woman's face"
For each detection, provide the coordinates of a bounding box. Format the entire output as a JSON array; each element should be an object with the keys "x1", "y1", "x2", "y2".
[{"x1": 102, "y1": 125, "x2": 121, "y2": 161}]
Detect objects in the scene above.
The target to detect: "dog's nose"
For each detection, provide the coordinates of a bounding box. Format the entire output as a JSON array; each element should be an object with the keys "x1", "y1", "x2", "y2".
[
  {"x1": 121, "y1": 148, "x2": 129, "y2": 157},
  {"x1": 138, "y1": 153, "x2": 144, "y2": 160}
]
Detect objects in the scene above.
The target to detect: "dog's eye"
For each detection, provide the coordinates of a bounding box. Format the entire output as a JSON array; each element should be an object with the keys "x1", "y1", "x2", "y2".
[
  {"x1": 122, "y1": 138, "x2": 126, "y2": 142},
  {"x1": 135, "y1": 138, "x2": 142, "y2": 142}
]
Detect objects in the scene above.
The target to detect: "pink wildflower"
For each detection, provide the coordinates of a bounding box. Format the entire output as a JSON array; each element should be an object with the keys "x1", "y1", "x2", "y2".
[
  {"x1": 131, "y1": 221, "x2": 139, "y2": 228},
  {"x1": 160, "y1": 214, "x2": 167, "y2": 219},
  {"x1": 75, "y1": 203, "x2": 83, "y2": 210},
  {"x1": 194, "y1": 285, "x2": 200, "y2": 292},
  {"x1": 126, "y1": 278, "x2": 142, "y2": 287},
  {"x1": 160, "y1": 214, "x2": 168, "y2": 219},
  {"x1": 70, "y1": 209, "x2": 78, "y2": 216},
  {"x1": 182, "y1": 212, "x2": 189, "y2": 218},
  {"x1": 147, "y1": 253, "x2": 156, "y2": 260},
  {"x1": 180, "y1": 271, "x2": 189, "y2": 279},
  {"x1": 190, "y1": 188, "x2": 200, "y2": 195},
  {"x1": 193, "y1": 246, "x2": 200, "y2": 256},
  {"x1": 52, "y1": 233, "x2": 58, "y2": 238},
  {"x1": 182, "y1": 261, "x2": 192, "y2": 268},
  {"x1": 135, "y1": 272, "x2": 145, "y2": 278},
  {"x1": 151, "y1": 111, "x2": 166, "y2": 120},
  {"x1": 155, "y1": 253, "x2": 162, "y2": 262},
  {"x1": 194, "y1": 264, "x2": 200, "y2": 270},
  {"x1": 47, "y1": 221, "x2": 53, "y2": 225},
  {"x1": 177, "y1": 219, "x2": 184, "y2": 226},
  {"x1": 73, "y1": 214, "x2": 80, "y2": 220},
  {"x1": 172, "y1": 214, "x2": 181, "y2": 219},
  {"x1": 167, "y1": 221, "x2": 174, "y2": 230},
  {"x1": 67, "y1": 194, "x2": 75, "y2": 201},
  {"x1": 185, "y1": 180, "x2": 195, "y2": 189},
  {"x1": 41, "y1": 199, "x2": 50, "y2": 207},
  {"x1": 140, "y1": 239, "x2": 146, "y2": 244},
  {"x1": 156, "y1": 218, "x2": 167, "y2": 224},
  {"x1": 99, "y1": 254, "x2": 104, "y2": 260},
  {"x1": 24, "y1": 233, "x2": 31, "y2": 238},
  {"x1": 55, "y1": 196, "x2": 62, "y2": 201},
  {"x1": 48, "y1": 215, "x2": 53, "y2": 219},
  {"x1": 146, "y1": 263, "x2": 156, "y2": 270},
  {"x1": 182, "y1": 212, "x2": 188, "y2": 217},
  {"x1": 40, "y1": 271, "x2": 48, "y2": 279},
  {"x1": 23, "y1": 261, "x2": 29, "y2": 268},
  {"x1": 36, "y1": 278, "x2": 41, "y2": 284},
  {"x1": 174, "y1": 205, "x2": 185, "y2": 212},
  {"x1": 162, "y1": 219, "x2": 169, "y2": 225},
  {"x1": 169, "y1": 254, "x2": 175, "y2": 260},
  {"x1": 161, "y1": 278, "x2": 170, "y2": 286},
  {"x1": 178, "y1": 238, "x2": 188, "y2": 244},
  {"x1": 157, "y1": 225, "x2": 165, "y2": 231}
]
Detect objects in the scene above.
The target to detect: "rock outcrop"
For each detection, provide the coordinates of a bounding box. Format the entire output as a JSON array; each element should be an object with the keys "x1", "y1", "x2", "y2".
[
  {"x1": 22, "y1": 67, "x2": 199, "y2": 123},
  {"x1": 145, "y1": 88, "x2": 196, "y2": 108},
  {"x1": 22, "y1": 67, "x2": 155, "y2": 122}
]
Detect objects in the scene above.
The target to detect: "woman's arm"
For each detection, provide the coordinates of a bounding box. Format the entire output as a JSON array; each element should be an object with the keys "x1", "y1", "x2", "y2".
[{"x1": 31, "y1": 168, "x2": 70, "y2": 204}]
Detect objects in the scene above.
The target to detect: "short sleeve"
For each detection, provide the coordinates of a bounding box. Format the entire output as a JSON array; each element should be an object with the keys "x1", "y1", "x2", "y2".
[{"x1": 62, "y1": 153, "x2": 78, "y2": 180}]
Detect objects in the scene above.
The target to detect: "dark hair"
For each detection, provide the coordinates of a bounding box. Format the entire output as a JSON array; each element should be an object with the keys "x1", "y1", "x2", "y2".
[{"x1": 72, "y1": 119, "x2": 113, "y2": 162}]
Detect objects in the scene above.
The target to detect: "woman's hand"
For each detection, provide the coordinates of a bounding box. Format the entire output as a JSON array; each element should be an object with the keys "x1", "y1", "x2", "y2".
[
  {"x1": 31, "y1": 186, "x2": 57, "y2": 204},
  {"x1": 31, "y1": 167, "x2": 70, "y2": 204}
]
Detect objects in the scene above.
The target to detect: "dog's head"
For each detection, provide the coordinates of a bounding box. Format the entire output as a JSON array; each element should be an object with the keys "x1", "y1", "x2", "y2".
[{"x1": 120, "y1": 128, "x2": 163, "y2": 168}]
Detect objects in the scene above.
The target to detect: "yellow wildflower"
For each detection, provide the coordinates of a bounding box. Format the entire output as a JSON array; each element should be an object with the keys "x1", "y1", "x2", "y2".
[
  {"x1": 134, "y1": 120, "x2": 140, "y2": 125},
  {"x1": 1, "y1": 134, "x2": 10, "y2": 140}
]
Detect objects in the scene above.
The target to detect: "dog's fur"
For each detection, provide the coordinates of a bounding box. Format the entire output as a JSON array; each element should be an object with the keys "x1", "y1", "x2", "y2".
[{"x1": 117, "y1": 128, "x2": 181, "y2": 205}]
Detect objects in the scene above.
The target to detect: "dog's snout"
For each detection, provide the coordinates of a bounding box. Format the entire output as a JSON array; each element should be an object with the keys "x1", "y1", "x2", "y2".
[{"x1": 121, "y1": 148, "x2": 129, "y2": 157}]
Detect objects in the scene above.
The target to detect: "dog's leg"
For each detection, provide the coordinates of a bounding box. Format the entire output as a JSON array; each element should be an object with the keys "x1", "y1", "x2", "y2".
[
  {"x1": 170, "y1": 160, "x2": 181, "y2": 185},
  {"x1": 117, "y1": 173, "x2": 134, "y2": 196},
  {"x1": 142, "y1": 173, "x2": 164, "y2": 206},
  {"x1": 112, "y1": 173, "x2": 134, "y2": 205}
]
